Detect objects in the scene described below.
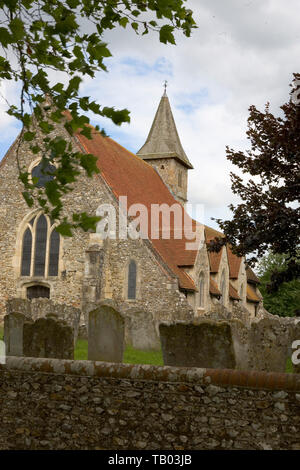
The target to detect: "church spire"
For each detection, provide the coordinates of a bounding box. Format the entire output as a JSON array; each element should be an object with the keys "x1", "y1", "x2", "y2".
[{"x1": 137, "y1": 89, "x2": 193, "y2": 170}]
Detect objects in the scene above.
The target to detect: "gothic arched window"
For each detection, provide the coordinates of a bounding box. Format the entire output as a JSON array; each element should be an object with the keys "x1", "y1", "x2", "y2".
[
  {"x1": 220, "y1": 269, "x2": 226, "y2": 305},
  {"x1": 27, "y1": 285, "x2": 50, "y2": 300},
  {"x1": 128, "y1": 260, "x2": 137, "y2": 299},
  {"x1": 199, "y1": 272, "x2": 205, "y2": 308},
  {"x1": 31, "y1": 160, "x2": 55, "y2": 187},
  {"x1": 20, "y1": 213, "x2": 60, "y2": 277}
]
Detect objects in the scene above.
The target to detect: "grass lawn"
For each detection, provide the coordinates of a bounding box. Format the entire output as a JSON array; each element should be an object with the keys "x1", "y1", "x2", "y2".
[{"x1": 75, "y1": 338, "x2": 163, "y2": 365}]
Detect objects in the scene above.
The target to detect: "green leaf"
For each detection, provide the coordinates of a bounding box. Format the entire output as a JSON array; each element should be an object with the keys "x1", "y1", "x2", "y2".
[
  {"x1": 119, "y1": 17, "x2": 129, "y2": 28},
  {"x1": 56, "y1": 221, "x2": 73, "y2": 237},
  {"x1": 9, "y1": 18, "x2": 25, "y2": 41},
  {"x1": 0, "y1": 28, "x2": 13, "y2": 47},
  {"x1": 159, "y1": 25, "x2": 176, "y2": 45},
  {"x1": 23, "y1": 131, "x2": 35, "y2": 141},
  {"x1": 131, "y1": 22, "x2": 139, "y2": 32}
]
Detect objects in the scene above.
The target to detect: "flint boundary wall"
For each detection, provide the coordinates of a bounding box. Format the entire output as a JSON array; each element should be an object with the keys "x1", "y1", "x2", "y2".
[{"x1": 0, "y1": 357, "x2": 300, "y2": 450}]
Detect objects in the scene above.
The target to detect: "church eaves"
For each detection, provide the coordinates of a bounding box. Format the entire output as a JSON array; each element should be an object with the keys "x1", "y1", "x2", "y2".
[{"x1": 136, "y1": 92, "x2": 193, "y2": 169}]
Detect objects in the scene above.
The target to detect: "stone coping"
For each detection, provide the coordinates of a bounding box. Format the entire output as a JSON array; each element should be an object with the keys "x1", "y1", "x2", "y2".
[{"x1": 1, "y1": 356, "x2": 300, "y2": 392}]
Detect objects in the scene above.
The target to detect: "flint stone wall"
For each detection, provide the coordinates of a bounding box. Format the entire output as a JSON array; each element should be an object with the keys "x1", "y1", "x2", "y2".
[{"x1": 0, "y1": 357, "x2": 299, "y2": 450}]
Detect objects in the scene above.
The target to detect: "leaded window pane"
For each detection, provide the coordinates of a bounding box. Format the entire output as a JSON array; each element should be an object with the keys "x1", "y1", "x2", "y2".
[
  {"x1": 21, "y1": 228, "x2": 32, "y2": 276},
  {"x1": 199, "y1": 273, "x2": 204, "y2": 307},
  {"x1": 49, "y1": 230, "x2": 60, "y2": 276},
  {"x1": 32, "y1": 161, "x2": 55, "y2": 188},
  {"x1": 34, "y1": 215, "x2": 48, "y2": 276},
  {"x1": 27, "y1": 285, "x2": 50, "y2": 300},
  {"x1": 128, "y1": 260, "x2": 137, "y2": 299}
]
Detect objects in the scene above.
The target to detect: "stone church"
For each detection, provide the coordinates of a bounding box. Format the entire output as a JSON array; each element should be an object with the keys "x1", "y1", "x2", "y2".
[{"x1": 0, "y1": 91, "x2": 261, "y2": 348}]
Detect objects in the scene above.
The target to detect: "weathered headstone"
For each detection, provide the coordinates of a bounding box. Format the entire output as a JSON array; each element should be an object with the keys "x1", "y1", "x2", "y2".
[
  {"x1": 23, "y1": 315, "x2": 74, "y2": 359},
  {"x1": 230, "y1": 319, "x2": 250, "y2": 370},
  {"x1": 6, "y1": 298, "x2": 81, "y2": 343},
  {"x1": 4, "y1": 312, "x2": 30, "y2": 356},
  {"x1": 127, "y1": 309, "x2": 160, "y2": 350},
  {"x1": 159, "y1": 321, "x2": 236, "y2": 369},
  {"x1": 4, "y1": 312, "x2": 74, "y2": 359},
  {"x1": 88, "y1": 304, "x2": 125, "y2": 362},
  {"x1": 248, "y1": 318, "x2": 290, "y2": 373}
]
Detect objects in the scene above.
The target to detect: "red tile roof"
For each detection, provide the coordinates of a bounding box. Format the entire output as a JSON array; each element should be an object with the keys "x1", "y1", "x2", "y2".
[
  {"x1": 227, "y1": 245, "x2": 242, "y2": 279},
  {"x1": 246, "y1": 284, "x2": 260, "y2": 303},
  {"x1": 229, "y1": 282, "x2": 241, "y2": 301},
  {"x1": 210, "y1": 277, "x2": 221, "y2": 296},
  {"x1": 246, "y1": 266, "x2": 260, "y2": 284},
  {"x1": 204, "y1": 226, "x2": 224, "y2": 273},
  {"x1": 75, "y1": 127, "x2": 199, "y2": 291}
]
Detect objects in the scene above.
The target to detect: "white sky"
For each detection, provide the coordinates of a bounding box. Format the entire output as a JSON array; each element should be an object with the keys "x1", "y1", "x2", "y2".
[{"x1": 0, "y1": 0, "x2": 299, "y2": 229}]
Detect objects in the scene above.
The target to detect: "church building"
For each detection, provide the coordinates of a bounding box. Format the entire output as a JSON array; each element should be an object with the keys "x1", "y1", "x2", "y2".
[{"x1": 0, "y1": 91, "x2": 261, "y2": 347}]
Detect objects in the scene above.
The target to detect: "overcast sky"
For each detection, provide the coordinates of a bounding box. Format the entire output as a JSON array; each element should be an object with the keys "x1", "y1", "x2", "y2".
[{"x1": 0, "y1": 0, "x2": 299, "y2": 229}]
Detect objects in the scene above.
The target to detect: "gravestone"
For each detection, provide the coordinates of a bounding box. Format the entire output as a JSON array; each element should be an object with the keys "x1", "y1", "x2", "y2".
[
  {"x1": 230, "y1": 319, "x2": 250, "y2": 370},
  {"x1": 0, "y1": 338, "x2": 6, "y2": 364},
  {"x1": 159, "y1": 321, "x2": 236, "y2": 369},
  {"x1": 248, "y1": 318, "x2": 290, "y2": 373},
  {"x1": 23, "y1": 315, "x2": 74, "y2": 359},
  {"x1": 6, "y1": 298, "x2": 81, "y2": 343},
  {"x1": 88, "y1": 304, "x2": 125, "y2": 362},
  {"x1": 4, "y1": 312, "x2": 30, "y2": 356},
  {"x1": 4, "y1": 312, "x2": 74, "y2": 359},
  {"x1": 127, "y1": 309, "x2": 160, "y2": 350}
]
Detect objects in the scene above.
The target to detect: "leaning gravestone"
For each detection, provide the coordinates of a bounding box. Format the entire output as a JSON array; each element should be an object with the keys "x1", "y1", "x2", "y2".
[
  {"x1": 88, "y1": 304, "x2": 125, "y2": 362},
  {"x1": 23, "y1": 315, "x2": 74, "y2": 359},
  {"x1": 159, "y1": 321, "x2": 236, "y2": 369}
]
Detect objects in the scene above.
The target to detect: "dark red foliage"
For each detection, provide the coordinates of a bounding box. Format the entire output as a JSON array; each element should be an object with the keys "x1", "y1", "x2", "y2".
[{"x1": 210, "y1": 73, "x2": 300, "y2": 292}]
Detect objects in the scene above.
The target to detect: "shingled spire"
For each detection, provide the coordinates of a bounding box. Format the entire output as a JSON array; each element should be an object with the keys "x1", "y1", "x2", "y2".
[
  {"x1": 137, "y1": 90, "x2": 193, "y2": 206},
  {"x1": 137, "y1": 91, "x2": 193, "y2": 169}
]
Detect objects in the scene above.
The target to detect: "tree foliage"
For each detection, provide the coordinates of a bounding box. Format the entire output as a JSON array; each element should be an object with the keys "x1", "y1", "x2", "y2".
[
  {"x1": 209, "y1": 74, "x2": 300, "y2": 291},
  {"x1": 0, "y1": 0, "x2": 196, "y2": 235},
  {"x1": 257, "y1": 252, "x2": 300, "y2": 317}
]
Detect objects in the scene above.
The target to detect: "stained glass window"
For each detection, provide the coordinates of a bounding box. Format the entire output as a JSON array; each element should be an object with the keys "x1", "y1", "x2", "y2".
[
  {"x1": 34, "y1": 215, "x2": 47, "y2": 276},
  {"x1": 128, "y1": 260, "x2": 137, "y2": 299},
  {"x1": 20, "y1": 213, "x2": 60, "y2": 278},
  {"x1": 49, "y1": 230, "x2": 60, "y2": 276},
  {"x1": 21, "y1": 228, "x2": 32, "y2": 276}
]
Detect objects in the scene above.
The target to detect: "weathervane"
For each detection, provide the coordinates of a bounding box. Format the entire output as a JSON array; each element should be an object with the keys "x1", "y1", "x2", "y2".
[{"x1": 163, "y1": 80, "x2": 168, "y2": 95}]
